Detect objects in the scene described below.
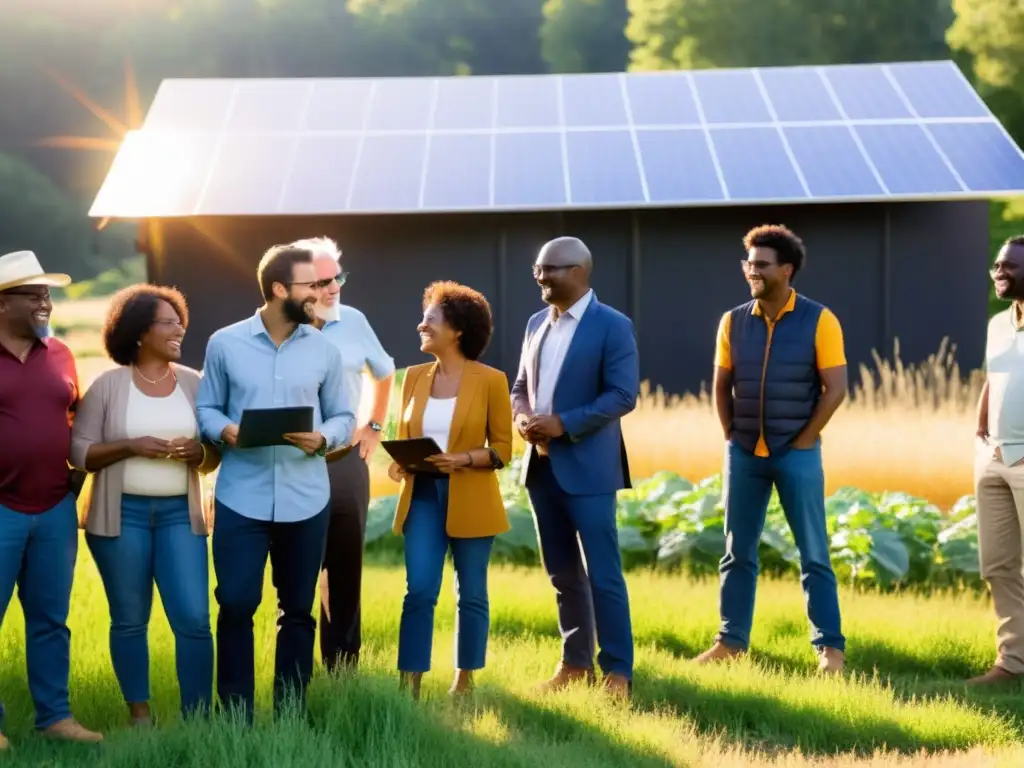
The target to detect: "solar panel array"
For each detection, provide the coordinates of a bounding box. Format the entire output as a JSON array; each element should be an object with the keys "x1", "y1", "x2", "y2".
[{"x1": 89, "y1": 60, "x2": 1024, "y2": 218}]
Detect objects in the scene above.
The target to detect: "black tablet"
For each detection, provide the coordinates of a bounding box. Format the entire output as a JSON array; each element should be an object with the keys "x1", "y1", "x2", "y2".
[
  {"x1": 236, "y1": 406, "x2": 314, "y2": 449},
  {"x1": 381, "y1": 437, "x2": 444, "y2": 474}
]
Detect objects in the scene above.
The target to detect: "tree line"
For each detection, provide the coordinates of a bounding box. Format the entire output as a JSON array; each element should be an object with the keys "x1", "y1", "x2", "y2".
[{"x1": 0, "y1": 0, "x2": 1019, "y2": 280}]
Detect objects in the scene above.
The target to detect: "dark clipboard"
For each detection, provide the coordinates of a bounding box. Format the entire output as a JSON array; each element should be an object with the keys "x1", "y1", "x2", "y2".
[
  {"x1": 381, "y1": 437, "x2": 443, "y2": 474},
  {"x1": 236, "y1": 406, "x2": 314, "y2": 449}
]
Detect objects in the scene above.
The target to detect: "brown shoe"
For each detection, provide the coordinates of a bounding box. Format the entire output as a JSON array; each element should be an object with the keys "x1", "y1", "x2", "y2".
[
  {"x1": 602, "y1": 672, "x2": 632, "y2": 700},
  {"x1": 0, "y1": 730, "x2": 8, "y2": 750},
  {"x1": 966, "y1": 665, "x2": 1021, "y2": 686},
  {"x1": 41, "y1": 717, "x2": 103, "y2": 743},
  {"x1": 818, "y1": 646, "x2": 845, "y2": 674},
  {"x1": 694, "y1": 641, "x2": 745, "y2": 665},
  {"x1": 535, "y1": 662, "x2": 596, "y2": 693}
]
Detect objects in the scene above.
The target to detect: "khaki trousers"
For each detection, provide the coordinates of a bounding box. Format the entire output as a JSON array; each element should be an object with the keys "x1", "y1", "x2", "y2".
[{"x1": 975, "y1": 440, "x2": 1024, "y2": 674}]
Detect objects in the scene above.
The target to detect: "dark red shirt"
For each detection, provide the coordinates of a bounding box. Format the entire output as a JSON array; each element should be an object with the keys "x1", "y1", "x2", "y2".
[{"x1": 0, "y1": 337, "x2": 79, "y2": 513}]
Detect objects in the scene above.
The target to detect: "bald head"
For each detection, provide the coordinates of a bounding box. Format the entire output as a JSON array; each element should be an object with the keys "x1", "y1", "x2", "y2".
[
  {"x1": 536, "y1": 236, "x2": 593, "y2": 273},
  {"x1": 534, "y1": 236, "x2": 593, "y2": 309}
]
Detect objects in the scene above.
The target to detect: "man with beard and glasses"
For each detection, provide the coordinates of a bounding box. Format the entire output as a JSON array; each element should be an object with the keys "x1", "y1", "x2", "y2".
[
  {"x1": 0, "y1": 250, "x2": 103, "y2": 748},
  {"x1": 196, "y1": 244, "x2": 355, "y2": 722},
  {"x1": 695, "y1": 224, "x2": 847, "y2": 674},
  {"x1": 970, "y1": 235, "x2": 1024, "y2": 687},
  {"x1": 510, "y1": 236, "x2": 639, "y2": 700},
  {"x1": 293, "y1": 236, "x2": 395, "y2": 673}
]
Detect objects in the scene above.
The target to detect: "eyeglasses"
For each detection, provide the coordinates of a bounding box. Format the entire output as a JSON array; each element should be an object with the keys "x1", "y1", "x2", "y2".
[
  {"x1": 313, "y1": 272, "x2": 348, "y2": 291},
  {"x1": 532, "y1": 265, "x2": 575, "y2": 278},
  {"x1": 740, "y1": 259, "x2": 777, "y2": 272},
  {"x1": 1, "y1": 289, "x2": 52, "y2": 305}
]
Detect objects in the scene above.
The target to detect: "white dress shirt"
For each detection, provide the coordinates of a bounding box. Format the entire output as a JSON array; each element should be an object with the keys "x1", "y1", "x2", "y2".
[{"x1": 534, "y1": 289, "x2": 594, "y2": 415}]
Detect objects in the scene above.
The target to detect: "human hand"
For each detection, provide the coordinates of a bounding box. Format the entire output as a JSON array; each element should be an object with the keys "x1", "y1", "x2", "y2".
[
  {"x1": 790, "y1": 432, "x2": 819, "y2": 450},
  {"x1": 424, "y1": 452, "x2": 472, "y2": 474},
  {"x1": 283, "y1": 432, "x2": 327, "y2": 456},
  {"x1": 526, "y1": 414, "x2": 565, "y2": 440},
  {"x1": 220, "y1": 424, "x2": 239, "y2": 447},
  {"x1": 129, "y1": 436, "x2": 173, "y2": 459},
  {"x1": 515, "y1": 412, "x2": 532, "y2": 440},
  {"x1": 167, "y1": 437, "x2": 205, "y2": 465},
  {"x1": 352, "y1": 424, "x2": 382, "y2": 461},
  {"x1": 388, "y1": 462, "x2": 408, "y2": 483}
]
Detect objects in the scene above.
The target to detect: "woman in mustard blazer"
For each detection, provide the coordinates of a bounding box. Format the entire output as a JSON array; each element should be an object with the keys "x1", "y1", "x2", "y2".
[{"x1": 387, "y1": 280, "x2": 513, "y2": 700}]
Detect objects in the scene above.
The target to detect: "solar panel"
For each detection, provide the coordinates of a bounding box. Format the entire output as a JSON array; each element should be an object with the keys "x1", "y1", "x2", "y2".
[{"x1": 90, "y1": 59, "x2": 1024, "y2": 219}]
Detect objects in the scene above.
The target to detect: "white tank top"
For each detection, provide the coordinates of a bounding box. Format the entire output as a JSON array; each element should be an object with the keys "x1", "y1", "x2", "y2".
[
  {"x1": 421, "y1": 396, "x2": 457, "y2": 452},
  {"x1": 121, "y1": 381, "x2": 196, "y2": 497}
]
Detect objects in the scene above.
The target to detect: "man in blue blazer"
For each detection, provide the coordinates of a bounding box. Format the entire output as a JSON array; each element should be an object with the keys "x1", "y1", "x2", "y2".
[{"x1": 511, "y1": 236, "x2": 639, "y2": 699}]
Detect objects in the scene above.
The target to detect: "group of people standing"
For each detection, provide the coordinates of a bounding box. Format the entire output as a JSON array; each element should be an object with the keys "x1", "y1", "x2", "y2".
[{"x1": 1, "y1": 225, "x2": 1021, "y2": 750}]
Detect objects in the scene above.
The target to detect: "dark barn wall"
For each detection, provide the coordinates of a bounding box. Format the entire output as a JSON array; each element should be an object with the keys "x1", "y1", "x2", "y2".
[{"x1": 146, "y1": 200, "x2": 989, "y2": 396}]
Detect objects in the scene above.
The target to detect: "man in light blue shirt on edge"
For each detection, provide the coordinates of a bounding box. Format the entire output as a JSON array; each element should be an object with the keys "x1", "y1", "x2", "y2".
[
  {"x1": 293, "y1": 237, "x2": 395, "y2": 673},
  {"x1": 196, "y1": 244, "x2": 354, "y2": 723}
]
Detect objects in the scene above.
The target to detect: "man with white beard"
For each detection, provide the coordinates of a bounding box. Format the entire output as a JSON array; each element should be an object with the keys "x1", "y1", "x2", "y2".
[{"x1": 291, "y1": 237, "x2": 396, "y2": 673}]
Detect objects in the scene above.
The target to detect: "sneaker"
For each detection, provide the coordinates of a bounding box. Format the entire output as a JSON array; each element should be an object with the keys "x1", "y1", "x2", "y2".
[{"x1": 41, "y1": 718, "x2": 103, "y2": 743}]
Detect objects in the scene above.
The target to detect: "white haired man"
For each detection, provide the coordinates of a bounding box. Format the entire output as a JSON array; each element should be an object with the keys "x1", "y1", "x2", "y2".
[{"x1": 293, "y1": 237, "x2": 396, "y2": 672}]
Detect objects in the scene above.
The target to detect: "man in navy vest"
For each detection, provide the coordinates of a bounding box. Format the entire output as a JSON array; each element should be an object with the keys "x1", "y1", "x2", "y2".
[
  {"x1": 695, "y1": 225, "x2": 848, "y2": 674},
  {"x1": 511, "y1": 236, "x2": 639, "y2": 699}
]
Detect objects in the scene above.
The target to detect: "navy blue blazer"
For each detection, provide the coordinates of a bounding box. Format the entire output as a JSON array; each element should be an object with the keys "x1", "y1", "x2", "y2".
[{"x1": 511, "y1": 294, "x2": 639, "y2": 495}]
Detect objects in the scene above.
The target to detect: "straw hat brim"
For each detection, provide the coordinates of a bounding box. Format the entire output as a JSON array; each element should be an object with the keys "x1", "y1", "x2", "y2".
[{"x1": 0, "y1": 273, "x2": 72, "y2": 292}]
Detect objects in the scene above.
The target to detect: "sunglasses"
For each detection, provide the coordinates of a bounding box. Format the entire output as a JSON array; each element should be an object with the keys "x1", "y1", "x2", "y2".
[{"x1": 312, "y1": 272, "x2": 348, "y2": 291}]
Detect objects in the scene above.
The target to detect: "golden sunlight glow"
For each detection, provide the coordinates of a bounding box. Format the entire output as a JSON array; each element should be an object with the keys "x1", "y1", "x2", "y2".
[{"x1": 89, "y1": 130, "x2": 210, "y2": 218}]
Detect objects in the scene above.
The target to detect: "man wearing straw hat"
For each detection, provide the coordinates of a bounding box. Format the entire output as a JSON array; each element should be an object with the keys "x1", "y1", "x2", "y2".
[{"x1": 0, "y1": 250, "x2": 103, "y2": 748}]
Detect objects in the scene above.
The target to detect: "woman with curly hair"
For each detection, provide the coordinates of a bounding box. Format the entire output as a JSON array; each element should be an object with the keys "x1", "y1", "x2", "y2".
[
  {"x1": 388, "y1": 281, "x2": 513, "y2": 699},
  {"x1": 70, "y1": 284, "x2": 219, "y2": 725}
]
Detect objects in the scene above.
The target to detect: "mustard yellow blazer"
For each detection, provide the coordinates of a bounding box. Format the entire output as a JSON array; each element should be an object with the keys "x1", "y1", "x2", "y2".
[{"x1": 391, "y1": 360, "x2": 513, "y2": 539}]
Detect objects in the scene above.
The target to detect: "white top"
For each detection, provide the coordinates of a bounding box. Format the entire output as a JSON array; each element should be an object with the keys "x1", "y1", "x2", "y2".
[
  {"x1": 986, "y1": 307, "x2": 1024, "y2": 466},
  {"x1": 534, "y1": 289, "x2": 594, "y2": 415},
  {"x1": 122, "y1": 381, "x2": 197, "y2": 497},
  {"x1": 422, "y1": 396, "x2": 457, "y2": 452}
]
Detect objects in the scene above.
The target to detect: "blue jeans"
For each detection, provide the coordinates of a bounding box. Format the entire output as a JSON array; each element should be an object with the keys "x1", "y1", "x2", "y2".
[
  {"x1": 87, "y1": 494, "x2": 212, "y2": 717},
  {"x1": 718, "y1": 441, "x2": 844, "y2": 652},
  {"x1": 0, "y1": 495, "x2": 78, "y2": 729},
  {"x1": 398, "y1": 476, "x2": 494, "y2": 673},
  {"x1": 526, "y1": 456, "x2": 634, "y2": 678},
  {"x1": 212, "y1": 500, "x2": 330, "y2": 723}
]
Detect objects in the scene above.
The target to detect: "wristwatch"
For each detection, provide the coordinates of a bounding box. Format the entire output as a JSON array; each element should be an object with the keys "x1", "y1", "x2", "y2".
[{"x1": 368, "y1": 421, "x2": 382, "y2": 433}]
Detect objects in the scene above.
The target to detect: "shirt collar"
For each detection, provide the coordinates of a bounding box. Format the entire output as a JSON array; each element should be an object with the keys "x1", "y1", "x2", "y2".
[
  {"x1": 549, "y1": 289, "x2": 594, "y2": 323},
  {"x1": 752, "y1": 288, "x2": 797, "y2": 320},
  {"x1": 248, "y1": 309, "x2": 312, "y2": 340}
]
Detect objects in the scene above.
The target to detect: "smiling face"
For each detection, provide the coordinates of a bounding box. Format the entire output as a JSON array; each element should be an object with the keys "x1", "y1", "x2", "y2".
[
  {"x1": 276, "y1": 261, "x2": 319, "y2": 325},
  {"x1": 312, "y1": 256, "x2": 345, "y2": 322},
  {"x1": 0, "y1": 285, "x2": 53, "y2": 340},
  {"x1": 991, "y1": 243, "x2": 1024, "y2": 301},
  {"x1": 417, "y1": 302, "x2": 461, "y2": 357},
  {"x1": 139, "y1": 299, "x2": 185, "y2": 362},
  {"x1": 743, "y1": 246, "x2": 791, "y2": 301}
]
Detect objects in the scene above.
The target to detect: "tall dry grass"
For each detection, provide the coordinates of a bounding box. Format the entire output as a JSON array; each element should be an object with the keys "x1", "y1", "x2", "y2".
[{"x1": 622, "y1": 338, "x2": 981, "y2": 510}]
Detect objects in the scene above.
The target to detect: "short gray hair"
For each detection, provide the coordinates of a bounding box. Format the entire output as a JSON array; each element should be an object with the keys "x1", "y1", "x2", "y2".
[{"x1": 290, "y1": 236, "x2": 341, "y2": 263}]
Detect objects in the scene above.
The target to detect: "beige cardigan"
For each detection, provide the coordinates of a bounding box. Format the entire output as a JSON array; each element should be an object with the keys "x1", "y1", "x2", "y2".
[{"x1": 70, "y1": 365, "x2": 220, "y2": 537}]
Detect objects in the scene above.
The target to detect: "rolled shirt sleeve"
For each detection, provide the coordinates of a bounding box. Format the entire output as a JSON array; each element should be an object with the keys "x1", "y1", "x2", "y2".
[{"x1": 361, "y1": 313, "x2": 396, "y2": 381}]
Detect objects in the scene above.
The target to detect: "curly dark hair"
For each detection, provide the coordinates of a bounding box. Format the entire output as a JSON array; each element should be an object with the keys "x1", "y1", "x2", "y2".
[
  {"x1": 422, "y1": 281, "x2": 493, "y2": 361},
  {"x1": 743, "y1": 224, "x2": 807, "y2": 279},
  {"x1": 102, "y1": 284, "x2": 189, "y2": 366}
]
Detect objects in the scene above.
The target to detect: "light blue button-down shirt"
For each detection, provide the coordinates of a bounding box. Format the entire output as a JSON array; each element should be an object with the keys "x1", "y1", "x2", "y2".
[
  {"x1": 195, "y1": 311, "x2": 355, "y2": 523},
  {"x1": 320, "y1": 305, "x2": 396, "y2": 415}
]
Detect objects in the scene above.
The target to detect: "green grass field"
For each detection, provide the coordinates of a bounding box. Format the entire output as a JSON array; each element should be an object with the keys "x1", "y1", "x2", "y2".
[{"x1": 1, "y1": 550, "x2": 1023, "y2": 767}]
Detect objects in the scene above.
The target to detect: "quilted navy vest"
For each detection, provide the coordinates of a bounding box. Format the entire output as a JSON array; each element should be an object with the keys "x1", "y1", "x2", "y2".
[{"x1": 729, "y1": 294, "x2": 823, "y2": 454}]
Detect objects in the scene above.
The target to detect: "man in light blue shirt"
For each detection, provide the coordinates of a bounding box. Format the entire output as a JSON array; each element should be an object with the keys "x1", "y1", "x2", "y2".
[
  {"x1": 196, "y1": 244, "x2": 354, "y2": 722},
  {"x1": 293, "y1": 236, "x2": 395, "y2": 672}
]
